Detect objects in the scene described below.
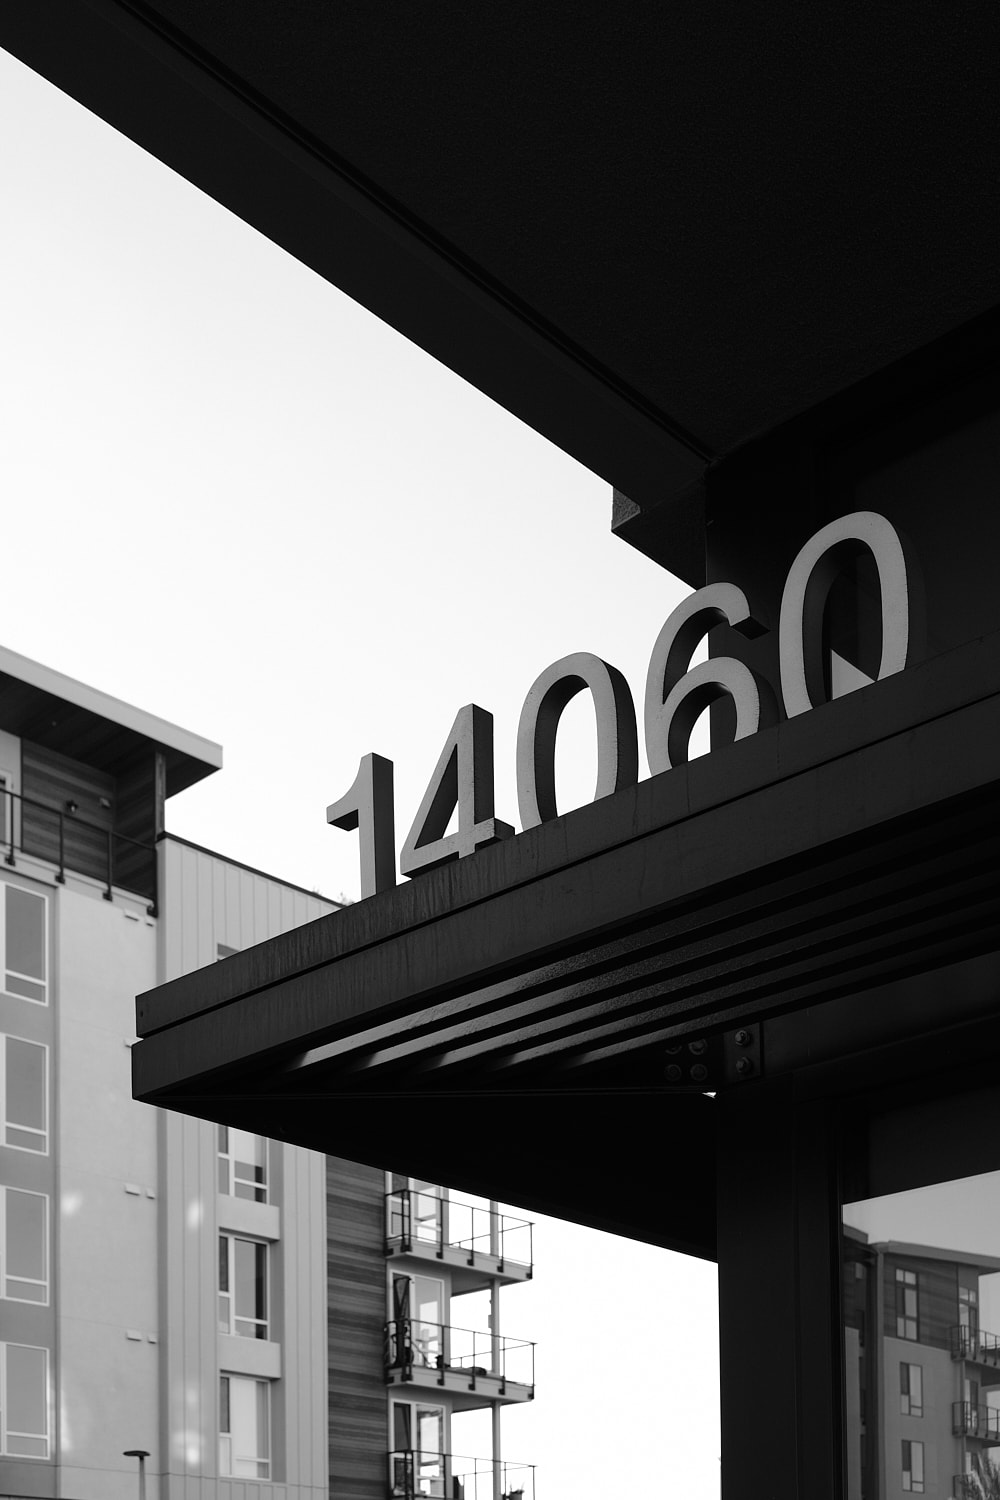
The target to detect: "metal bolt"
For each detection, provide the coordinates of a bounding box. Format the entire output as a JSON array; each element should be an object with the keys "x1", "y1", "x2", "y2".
[
  {"x1": 665, "y1": 1064, "x2": 683, "y2": 1083},
  {"x1": 690, "y1": 1063, "x2": 709, "y2": 1083},
  {"x1": 735, "y1": 1056, "x2": 754, "y2": 1076},
  {"x1": 689, "y1": 1039, "x2": 708, "y2": 1056},
  {"x1": 664, "y1": 1044, "x2": 682, "y2": 1056},
  {"x1": 734, "y1": 1029, "x2": 752, "y2": 1047}
]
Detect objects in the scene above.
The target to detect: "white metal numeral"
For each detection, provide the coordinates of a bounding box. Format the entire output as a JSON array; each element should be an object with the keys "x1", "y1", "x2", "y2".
[
  {"x1": 644, "y1": 583, "x2": 765, "y2": 774},
  {"x1": 516, "y1": 652, "x2": 638, "y2": 830},
  {"x1": 400, "y1": 705, "x2": 513, "y2": 877},
  {"x1": 326, "y1": 753, "x2": 397, "y2": 898},
  {"x1": 779, "y1": 510, "x2": 909, "y2": 718}
]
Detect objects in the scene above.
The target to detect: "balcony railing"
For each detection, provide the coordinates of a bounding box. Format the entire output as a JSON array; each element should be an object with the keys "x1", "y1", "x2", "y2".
[
  {"x1": 388, "y1": 1450, "x2": 534, "y2": 1500},
  {"x1": 953, "y1": 1469, "x2": 998, "y2": 1499},
  {"x1": 386, "y1": 1191, "x2": 533, "y2": 1273},
  {"x1": 952, "y1": 1401, "x2": 1000, "y2": 1440},
  {"x1": 1, "y1": 786, "x2": 156, "y2": 910},
  {"x1": 952, "y1": 1325, "x2": 1000, "y2": 1364},
  {"x1": 384, "y1": 1319, "x2": 535, "y2": 1393}
]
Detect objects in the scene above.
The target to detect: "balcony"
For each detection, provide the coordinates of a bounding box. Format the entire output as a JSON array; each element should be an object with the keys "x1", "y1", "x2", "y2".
[
  {"x1": 952, "y1": 1402, "x2": 1000, "y2": 1440},
  {"x1": 388, "y1": 1451, "x2": 535, "y2": 1500},
  {"x1": 952, "y1": 1326, "x2": 1000, "y2": 1368},
  {"x1": 1, "y1": 786, "x2": 156, "y2": 911},
  {"x1": 953, "y1": 1471, "x2": 999, "y2": 1499},
  {"x1": 386, "y1": 1191, "x2": 533, "y2": 1293},
  {"x1": 384, "y1": 1319, "x2": 534, "y2": 1409}
]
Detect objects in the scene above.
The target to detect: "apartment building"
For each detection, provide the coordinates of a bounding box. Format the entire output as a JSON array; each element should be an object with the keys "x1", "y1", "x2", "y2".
[
  {"x1": 843, "y1": 1227, "x2": 1000, "y2": 1499},
  {"x1": 0, "y1": 646, "x2": 332, "y2": 1500},
  {"x1": 326, "y1": 1162, "x2": 535, "y2": 1500}
]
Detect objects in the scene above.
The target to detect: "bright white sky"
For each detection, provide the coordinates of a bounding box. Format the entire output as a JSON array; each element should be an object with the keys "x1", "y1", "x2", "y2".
[{"x1": 0, "y1": 45, "x2": 719, "y2": 1496}]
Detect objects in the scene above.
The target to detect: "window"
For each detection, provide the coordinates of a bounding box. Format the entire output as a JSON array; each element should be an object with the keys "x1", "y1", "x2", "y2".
[
  {"x1": 895, "y1": 1268, "x2": 918, "y2": 1340},
  {"x1": 219, "y1": 1374, "x2": 269, "y2": 1479},
  {"x1": 0, "y1": 885, "x2": 47, "y2": 1004},
  {"x1": 0, "y1": 1342, "x2": 49, "y2": 1458},
  {"x1": 0, "y1": 1188, "x2": 47, "y2": 1303},
  {"x1": 217, "y1": 1126, "x2": 267, "y2": 1202},
  {"x1": 219, "y1": 1235, "x2": 268, "y2": 1339},
  {"x1": 391, "y1": 1401, "x2": 444, "y2": 1497},
  {"x1": 391, "y1": 1273, "x2": 444, "y2": 1368},
  {"x1": 388, "y1": 1177, "x2": 443, "y2": 1244},
  {"x1": 899, "y1": 1362, "x2": 922, "y2": 1417},
  {"x1": 901, "y1": 1438, "x2": 924, "y2": 1492},
  {"x1": 960, "y1": 1284, "x2": 979, "y2": 1330},
  {"x1": 1, "y1": 1035, "x2": 47, "y2": 1152},
  {"x1": 0, "y1": 773, "x2": 14, "y2": 854}
]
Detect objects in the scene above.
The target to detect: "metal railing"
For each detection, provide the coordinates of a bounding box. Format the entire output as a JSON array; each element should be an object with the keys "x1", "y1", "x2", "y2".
[
  {"x1": 0, "y1": 786, "x2": 156, "y2": 910},
  {"x1": 953, "y1": 1468, "x2": 999, "y2": 1499},
  {"x1": 952, "y1": 1325, "x2": 1000, "y2": 1362},
  {"x1": 952, "y1": 1401, "x2": 1000, "y2": 1440},
  {"x1": 384, "y1": 1319, "x2": 535, "y2": 1393},
  {"x1": 388, "y1": 1450, "x2": 535, "y2": 1500},
  {"x1": 386, "y1": 1190, "x2": 533, "y2": 1273}
]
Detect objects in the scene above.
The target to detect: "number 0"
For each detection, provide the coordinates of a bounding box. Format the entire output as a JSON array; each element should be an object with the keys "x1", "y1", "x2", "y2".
[
  {"x1": 779, "y1": 510, "x2": 909, "y2": 718},
  {"x1": 516, "y1": 652, "x2": 638, "y2": 830}
]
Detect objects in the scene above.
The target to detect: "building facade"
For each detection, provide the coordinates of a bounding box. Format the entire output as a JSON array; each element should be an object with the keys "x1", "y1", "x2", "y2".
[
  {"x1": 843, "y1": 1230, "x2": 1000, "y2": 1499},
  {"x1": 0, "y1": 648, "x2": 332, "y2": 1500},
  {"x1": 326, "y1": 1164, "x2": 534, "y2": 1500}
]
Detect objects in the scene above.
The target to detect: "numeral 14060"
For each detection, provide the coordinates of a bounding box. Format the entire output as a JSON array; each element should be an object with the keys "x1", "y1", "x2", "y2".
[{"x1": 328, "y1": 511, "x2": 909, "y2": 897}]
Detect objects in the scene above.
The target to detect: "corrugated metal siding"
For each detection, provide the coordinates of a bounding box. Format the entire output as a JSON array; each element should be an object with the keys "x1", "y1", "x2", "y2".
[
  {"x1": 159, "y1": 838, "x2": 332, "y2": 981},
  {"x1": 159, "y1": 837, "x2": 335, "y2": 1500}
]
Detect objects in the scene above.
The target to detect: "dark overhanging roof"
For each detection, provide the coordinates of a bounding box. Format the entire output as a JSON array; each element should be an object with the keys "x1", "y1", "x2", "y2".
[
  {"x1": 133, "y1": 628, "x2": 1000, "y2": 1256},
  {"x1": 0, "y1": 644, "x2": 221, "y2": 794},
  {"x1": 5, "y1": 3, "x2": 1000, "y2": 583}
]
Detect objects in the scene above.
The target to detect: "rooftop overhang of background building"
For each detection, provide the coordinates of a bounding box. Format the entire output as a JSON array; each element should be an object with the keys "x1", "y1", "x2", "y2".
[
  {"x1": 5, "y1": 3, "x2": 1000, "y2": 583},
  {"x1": 0, "y1": 643, "x2": 222, "y2": 794}
]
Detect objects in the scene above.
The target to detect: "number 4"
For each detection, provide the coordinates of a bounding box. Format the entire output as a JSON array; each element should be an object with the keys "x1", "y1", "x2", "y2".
[{"x1": 400, "y1": 705, "x2": 513, "y2": 877}]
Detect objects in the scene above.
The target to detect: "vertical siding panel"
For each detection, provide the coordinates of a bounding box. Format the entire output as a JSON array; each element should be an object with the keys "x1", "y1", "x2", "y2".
[
  {"x1": 212, "y1": 858, "x2": 227, "y2": 951},
  {"x1": 253, "y1": 874, "x2": 268, "y2": 945},
  {"x1": 269, "y1": 881, "x2": 283, "y2": 941},
  {"x1": 240, "y1": 869, "x2": 255, "y2": 949}
]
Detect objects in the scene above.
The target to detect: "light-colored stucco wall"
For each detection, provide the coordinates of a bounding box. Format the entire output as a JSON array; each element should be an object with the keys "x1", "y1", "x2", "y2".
[
  {"x1": 881, "y1": 1336, "x2": 957, "y2": 1498},
  {"x1": 56, "y1": 878, "x2": 159, "y2": 1500}
]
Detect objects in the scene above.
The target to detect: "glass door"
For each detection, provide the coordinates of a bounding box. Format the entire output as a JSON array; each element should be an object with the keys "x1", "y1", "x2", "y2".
[
  {"x1": 392, "y1": 1273, "x2": 445, "y2": 1369},
  {"x1": 392, "y1": 1400, "x2": 445, "y2": 1497},
  {"x1": 411, "y1": 1179, "x2": 442, "y2": 1245}
]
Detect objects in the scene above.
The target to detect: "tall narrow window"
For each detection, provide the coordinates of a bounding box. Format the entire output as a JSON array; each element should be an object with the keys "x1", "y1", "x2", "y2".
[
  {"x1": 1, "y1": 1036, "x2": 47, "y2": 1152},
  {"x1": 412, "y1": 1181, "x2": 442, "y2": 1244},
  {"x1": 899, "y1": 1362, "x2": 922, "y2": 1417},
  {"x1": 1, "y1": 1188, "x2": 48, "y2": 1303},
  {"x1": 391, "y1": 1401, "x2": 444, "y2": 1498},
  {"x1": 895, "y1": 1267, "x2": 918, "y2": 1340},
  {"x1": 0, "y1": 1343, "x2": 50, "y2": 1458},
  {"x1": 219, "y1": 1235, "x2": 268, "y2": 1339},
  {"x1": 960, "y1": 1284, "x2": 979, "y2": 1332},
  {"x1": 0, "y1": 886, "x2": 47, "y2": 1004},
  {"x1": 219, "y1": 1374, "x2": 270, "y2": 1479},
  {"x1": 217, "y1": 1126, "x2": 268, "y2": 1202},
  {"x1": 0, "y1": 772, "x2": 12, "y2": 849},
  {"x1": 901, "y1": 1438, "x2": 924, "y2": 1492}
]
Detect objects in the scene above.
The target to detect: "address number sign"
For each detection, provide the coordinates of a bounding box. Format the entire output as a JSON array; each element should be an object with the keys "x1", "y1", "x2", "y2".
[{"x1": 327, "y1": 511, "x2": 911, "y2": 897}]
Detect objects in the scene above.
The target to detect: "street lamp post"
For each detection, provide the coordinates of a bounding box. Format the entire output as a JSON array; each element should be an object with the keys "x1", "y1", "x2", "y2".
[{"x1": 123, "y1": 1448, "x2": 150, "y2": 1500}]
